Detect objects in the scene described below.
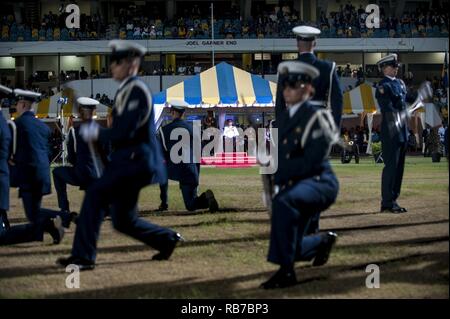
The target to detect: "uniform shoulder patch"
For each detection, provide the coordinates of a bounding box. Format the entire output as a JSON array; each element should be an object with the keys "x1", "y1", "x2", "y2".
[{"x1": 377, "y1": 85, "x2": 385, "y2": 94}]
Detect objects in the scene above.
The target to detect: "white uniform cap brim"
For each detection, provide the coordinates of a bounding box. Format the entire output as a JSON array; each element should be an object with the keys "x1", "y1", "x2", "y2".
[
  {"x1": 292, "y1": 25, "x2": 321, "y2": 37},
  {"x1": 77, "y1": 97, "x2": 100, "y2": 106},
  {"x1": 277, "y1": 61, "x2": 320, "y2": 79},
  {"x1": 377, "y1": 53, "x2": 398, "y2": 65},
  {"x1": 13, "y1": 89, "x2": 42, "y2": 99},
  {"x1": 0, "y1": 84, "x2": 13, "y2": 95},
  {"x1": 169, "y1": 99, "x2": 189, "y2": 109},
  {"x1": 108, "y1": 40, "x2": 147, "y2": 56}
]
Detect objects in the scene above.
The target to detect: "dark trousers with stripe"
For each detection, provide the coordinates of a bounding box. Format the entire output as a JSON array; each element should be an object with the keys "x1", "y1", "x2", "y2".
[
  {"x1": 71, "y1": 158, "x2": 178, "y2": 262},
  {"x1": 0, "y1": 191, "x2": 58, "y2": 245},
  {"x1": 268, "y1": 171, "x2": 338, "y2": 266}
]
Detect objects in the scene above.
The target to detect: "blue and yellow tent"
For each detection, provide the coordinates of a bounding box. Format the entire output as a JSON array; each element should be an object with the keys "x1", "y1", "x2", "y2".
[{"x1": 153, "y1": 62, "x2": 277, "y2": 107}]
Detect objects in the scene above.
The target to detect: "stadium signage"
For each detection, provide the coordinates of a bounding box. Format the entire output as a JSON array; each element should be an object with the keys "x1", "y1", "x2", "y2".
[{"x1": 185, "y1": 40, "x2": 238, "y2": 47}]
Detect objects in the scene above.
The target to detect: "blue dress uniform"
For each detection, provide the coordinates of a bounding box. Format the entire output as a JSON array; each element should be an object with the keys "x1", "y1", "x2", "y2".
[
  {"x1": 375, "y1": 54, "x2": 409, "y2": 213},
  {"x1": 58, "y1": 40, "x2": 182, "y2": 270},
  {"x1": 158, "y1": 100, "x2": 218, "y2": 212},
  {"x1": 0, "y1": 89, "x2": 64, "y2": 245},
  {"x1": 275, "y1": 26, "x2": 343, "y2": 234},
  {"x1": 262, "y1": 61, "x2": 339, "y2": 289},
  {"x1": 0, "y1": 109, "x2": 11, "y2": 229},
  {"x1": 52, "y1": 97, "x2": 106, "y2": 215}
]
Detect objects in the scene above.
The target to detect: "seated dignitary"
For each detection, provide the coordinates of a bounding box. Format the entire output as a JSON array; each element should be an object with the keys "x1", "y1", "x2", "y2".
[
  {"x1": 57, "y1": 40, "x2": 183, "y2": 270},
  {"x1": 157, "y1": 100, "x2": 219, "y2": 213},
  {"x1": 261, "y1": 61, "x2": 339, "y2": 289},
  {"x1": 0, "y1": 89, "x2": 64, "y2": 245},
  {"x1": 52, "y1": 97, "x2": 108, "y2": 223}
]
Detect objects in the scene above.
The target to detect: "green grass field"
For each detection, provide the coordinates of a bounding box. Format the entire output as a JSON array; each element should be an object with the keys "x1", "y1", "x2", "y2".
[{"x1": 0, "y1": 156, "x2": 448, "y2": 298}]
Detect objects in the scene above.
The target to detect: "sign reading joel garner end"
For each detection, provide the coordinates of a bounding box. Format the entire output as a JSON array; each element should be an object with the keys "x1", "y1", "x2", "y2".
[{"x1": 186, "y1": 40, "x2": 238, "y2": 47}]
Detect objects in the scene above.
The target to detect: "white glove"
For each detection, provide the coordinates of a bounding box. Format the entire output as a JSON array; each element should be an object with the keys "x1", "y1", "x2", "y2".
[{"x1": 79, "y1": 121, "x2": 99, "y2": 142}]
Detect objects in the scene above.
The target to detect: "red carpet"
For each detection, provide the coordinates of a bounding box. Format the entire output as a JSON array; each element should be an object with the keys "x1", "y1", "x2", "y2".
[{"x1": 201, "y1": 152, "x2": 257, "y2": 168}]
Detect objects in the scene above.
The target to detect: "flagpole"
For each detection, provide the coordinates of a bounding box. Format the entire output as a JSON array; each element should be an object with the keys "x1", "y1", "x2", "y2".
[{"x1": 211, "y1": 2, "x2": 215, "y2": 67}]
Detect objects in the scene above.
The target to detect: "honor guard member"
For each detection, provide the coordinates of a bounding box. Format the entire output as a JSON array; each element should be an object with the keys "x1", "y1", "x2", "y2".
[
  {"x1": 286, "y1": 26, "x2": 343, "y2": 126},
  {"x1": 276, "y1": 25, "x2": 343, "y2": 234},
  {"x1": 157, "y1": 100, "x2": 219, "y2": 212},
  {"x1": 0, "y1": 89, "x2": 64, "y2": 245},
  {"x1": 375, "y1": 54, "x2": 409, "y2": 214},
  {"x1": 57, "y1": 40, "x2": 183, "y2": 270},
  {"x1": 262, "y1": 61, "x2": 338, "y2": 289},
  {"x1": 0, "y1": 94, "x2": 12, "y2": 230},
  {"x1": 52, "y1": 97, "x2": 106, "y2": 222}
]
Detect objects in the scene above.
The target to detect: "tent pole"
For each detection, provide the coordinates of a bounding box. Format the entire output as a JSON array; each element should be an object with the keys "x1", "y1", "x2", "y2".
[
  {"x1": 159, "y1": 52, "x2": 163, "y2": 91},
  {"x1": 211, "y1": 3, "x2": 215, "y2": 67}
]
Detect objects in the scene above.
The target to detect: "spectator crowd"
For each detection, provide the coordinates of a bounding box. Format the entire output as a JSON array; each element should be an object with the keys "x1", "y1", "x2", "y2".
[{"x1": 1, "y1": 3, "x2": 448, "y2": 42}]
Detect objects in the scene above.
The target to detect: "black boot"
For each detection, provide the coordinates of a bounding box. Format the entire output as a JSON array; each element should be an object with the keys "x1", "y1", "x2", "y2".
[
  {"x1": 56, "y1": 256, "x2": 95, "y2": 271},
  {"x1": 313, "y1": 232, "x2": 338, "y2": 267},
  {"x1": 152, "y1": 233, "x2": 185, "y2": 260},
  {"x1": 0, "y1": 210, "x2": 10, "y2": 231},
  {"x1": 261, "y1": 266, "x2": 297, "y2": 289},
  {"x1": 155, "y1": 203, "x2": 168, "y2": 212},
  {"x1": 205, "y1": 190, "x2": 219, "y2": 213},
  {"x1": 45, "y1": 216, "x2": 65, "y2": 245}
]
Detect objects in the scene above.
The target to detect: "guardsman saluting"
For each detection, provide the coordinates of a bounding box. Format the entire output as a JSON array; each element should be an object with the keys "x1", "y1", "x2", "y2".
[
  {"x1": 52, "y1": 97, "x2": 107, "y2": 223},
  {"x1": 157, "y1": 100, "x2": 219, "y2": 212},
  {"x1": 261, "y1": 61, "x2": 338, "y2": 289},
  {"x1": 275, "y1": 25, "x2": 343, "y2": 234},
  {"x1": 375, "y1": 54, "x2": 409, "y2": 214},
  {"x1": 0, "y1": 89, "x2": 64, "y2": 245},
  {"x1": 57, "y1": 40, "x2": 183, "y2": 270}
]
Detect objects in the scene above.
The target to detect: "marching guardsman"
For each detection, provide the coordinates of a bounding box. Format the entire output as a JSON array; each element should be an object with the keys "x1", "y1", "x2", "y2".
[
  {"x1": 57, "y1": 40, "x2": 183, "y2": 270},
  {"x1": 0, "y1": 89, "x2": 64, "y2": 245},
  {"x1": 261, "y1": 61, "x2": 338, "y2": 289},
  {"x1": 52, "y1": 97, "x2": 107, "y2": 222},
  {"x1": 157, "y1": 100, "x2": 219, "y2": 213},
  {"x1": 275, "y1": 25, "x2": 343, "y2": 234},
  {"x1": 375, "y1": 54, "x2": 409, "y2": 214},
  {"x1": 0, "y1": 91, "x2": 12, "y2": 230}
]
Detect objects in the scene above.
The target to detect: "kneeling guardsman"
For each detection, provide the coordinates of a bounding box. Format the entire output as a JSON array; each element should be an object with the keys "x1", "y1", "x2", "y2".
[
  {"x1": 275, "y1": 25, "x2": 344, "y2": 235},
  {"x1": 262, "y1": 61, "x2": 339, "y2": 289},
  {"x1": 0, "y1": 89, "x2": 64, "y2": 245},
  {"x1": 52, "y1": 97, "x2": 108, "y2": 221},
  {"x1": 57, "y1": 40, "x2": 183, "y2": 270},
  {"x1": 158, "y1": 100, "x2": 218, "y2": 213}
]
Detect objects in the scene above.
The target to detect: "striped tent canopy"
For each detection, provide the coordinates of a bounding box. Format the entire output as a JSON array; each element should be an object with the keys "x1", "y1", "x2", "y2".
[
  {"x1": 343, "y1": 83, "x2": 380, "y2": 114},
  {"x1": 21, "y1": 88, "x2": 110, "y2": 120},
  {"x1": 153, "y1": 62, "x2": 277, "y2": 107},
  {"x1": 343, "y1": 82, "x2": 426, "y2": 115}
]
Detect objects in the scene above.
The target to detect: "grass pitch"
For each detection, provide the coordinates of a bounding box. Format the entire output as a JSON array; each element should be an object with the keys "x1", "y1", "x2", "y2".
[{"x1": 0, "y1": 157, "x2": 448, "y2": 298}]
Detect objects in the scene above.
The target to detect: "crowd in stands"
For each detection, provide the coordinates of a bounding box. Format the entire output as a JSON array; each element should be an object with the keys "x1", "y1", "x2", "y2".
[
  {"x1": 93, "y1": 93, "x2": 113, "y2": 107},
  {"x1": 1, "y1": 3, "x2": 448, "y2": 42}
]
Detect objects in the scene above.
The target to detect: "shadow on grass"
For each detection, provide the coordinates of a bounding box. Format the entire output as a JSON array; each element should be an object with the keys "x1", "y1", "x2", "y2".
[
  {"x1": 139, "y1": 207, "x2": 268, "y2": 217},
  {"x1": 0, "y1": 233, "x2": 448, "y2": 281},
  {"x1": 40, "y1": 251, "x2": 449, "y2": 298}
]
